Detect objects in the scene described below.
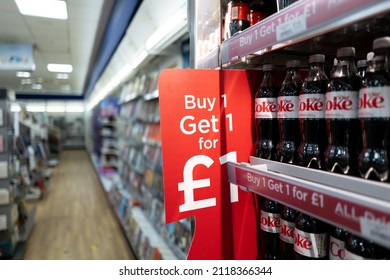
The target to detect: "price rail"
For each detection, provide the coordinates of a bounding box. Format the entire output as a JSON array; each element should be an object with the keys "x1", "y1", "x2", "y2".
[
  {"x1": 221, "y1": 0, "x2": 390, "y2": 65},
  {"x1": 227, "y1": 157, "x2": 390, "y2": 249}
]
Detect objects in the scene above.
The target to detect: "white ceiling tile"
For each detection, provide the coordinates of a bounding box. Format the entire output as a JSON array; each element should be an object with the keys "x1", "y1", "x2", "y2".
[
  {"x1": 0, "y1": 0, "x2": 105, "y2": 96},
  {"x1": 68, "y1": 6, "x2": 102, "y2": 21},
  {"x1": 66, "y1": 0, "x2": 105, "y2": 8},
  {"x1": 0, "y1": 11, "x2": 24, "y2": 26},
  {"x1": 0, "y1": 26, "x2": 33, "y2": 44},
  {"x1": 35, "y1": 41, "x2": 70, "y2": 54},
  {"x1": 42, "y1": 53, "x2": 72, "y2": 63},
  {"x1": 0, "y1": 0, "x2": 19, "y2": 12}
]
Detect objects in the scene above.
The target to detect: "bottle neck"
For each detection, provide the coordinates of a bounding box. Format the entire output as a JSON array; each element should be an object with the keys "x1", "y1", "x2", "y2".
[
  {"x1": 373, "y1": 48, "x2": 390, "y2": 73},
  {"x1": 261, "y1": 70, "x2": 275, "y2": 86},
  {"x1": 373, "y1": 58, "x2": 387, "y2": 73},
  {"x1": 332, "y1": 56, "x2": 357, "y2": 78},
  {"x1": 358, "y1": 67, "x2": 366, "y2": 79},
  {"x1": 307, "y1": 63, "x2": 327, "y2": 81},
  {"x1": 284, "y1": 67, "x2": 302, "y2": 83}
]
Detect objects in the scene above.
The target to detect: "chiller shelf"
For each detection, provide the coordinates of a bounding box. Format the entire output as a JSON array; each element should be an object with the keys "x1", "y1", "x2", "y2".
[
  {"x1": 196, "y1": 46, "x2": 220, "y2": 69},
  {"x1": 227, "y1": 157, "x2": 390, "y2": 250},
  {"x1": 219, "y1": 0, "x2": 390, "y2": 66}
]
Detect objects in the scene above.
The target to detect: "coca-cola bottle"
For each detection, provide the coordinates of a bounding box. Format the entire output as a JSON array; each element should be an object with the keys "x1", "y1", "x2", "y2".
[
  {"x1": 279, "y1": 206, "x2": 299, "y2": 259},
  {"x1": 329, "y1": 226, "x2": 349, "y2": 260},
  {"x1": 259, "y1": 198, "x2": 282, "y2": 259},
  {"x1": 254, "y1": 64, "x2": 279, "y2": 159},
  {"x1": 358, "y1": 37, "x2": 390, "y2": 181},
  {"x1": 229, "y1": 0, "x2": 251, "y2": 36},
  {"x1": 345, "y1": 234, "x2": 387, "y2": 259},
  {"x1": 276, "y1": 60, "x2": 302, "y2": 164},
  {"x1": 294, "y1": 213, "x2": 329, "y2": 259},
  {"x1": 298, "y1": 54, "x2": 328, "y2": 169},
  {"x1": 250, "y1": 0, "x2": 276, "y2": 26},
  {"x1": 253, "y1": 64, "x2": 281, "y2": 259},
  {"x1": 325, "y1": 47, "x2": 361, "y2": 175}
]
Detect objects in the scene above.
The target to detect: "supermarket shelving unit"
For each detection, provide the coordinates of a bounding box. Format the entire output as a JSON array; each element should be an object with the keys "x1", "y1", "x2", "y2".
[{"x1": 191, "y1": 0, "x2": 390, "y2": 250}]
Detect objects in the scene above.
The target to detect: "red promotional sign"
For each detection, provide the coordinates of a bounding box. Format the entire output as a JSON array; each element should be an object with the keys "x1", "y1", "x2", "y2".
[{"x1": 158, "y1": 69, "x2": 260, "y2": 259}]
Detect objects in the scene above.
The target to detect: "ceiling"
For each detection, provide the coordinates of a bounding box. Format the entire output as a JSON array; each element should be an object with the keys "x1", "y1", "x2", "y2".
[{"x1": 0, "y1": 0, "x2": 140, "y2": 100}]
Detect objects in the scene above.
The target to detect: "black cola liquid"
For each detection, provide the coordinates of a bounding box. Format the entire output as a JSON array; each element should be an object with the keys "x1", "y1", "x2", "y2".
[
  {"x1": 329, "y1": 226, "x2": 349, "y2": 260},
  {"x1": 345, "y1": 234, "x2": 387, "y2": 259}
]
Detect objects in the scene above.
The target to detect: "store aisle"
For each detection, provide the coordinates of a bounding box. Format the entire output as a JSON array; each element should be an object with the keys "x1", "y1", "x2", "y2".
[{"x1": 23, "y1": 150, "x2": 135, "y2": 260}]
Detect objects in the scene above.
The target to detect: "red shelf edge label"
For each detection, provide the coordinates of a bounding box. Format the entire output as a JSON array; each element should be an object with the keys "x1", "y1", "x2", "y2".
[
  {"x1": 232, "y1": 163, "x2": 390, "y2": 247},
  {"x1": 224, "y1": 0, "x2": 384, "y2": 62}
]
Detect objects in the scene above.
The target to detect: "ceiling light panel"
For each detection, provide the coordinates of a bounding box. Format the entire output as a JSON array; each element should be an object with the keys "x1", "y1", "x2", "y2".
[
  {"x1": 47, "y1": 63, "x2": 73, "y2": 73},
  {"x1": 16, "y1": 71, "x2": 31, "y2": 78},
  {"x1": 31, "y1": 83, "x2": 43, "y2": 90},
  {"x1": 15, "y1": 0, "x2": 68, "y2": 20},
  {"x1": 56, "y1": 73, "x2": 69, "y2": 79}
]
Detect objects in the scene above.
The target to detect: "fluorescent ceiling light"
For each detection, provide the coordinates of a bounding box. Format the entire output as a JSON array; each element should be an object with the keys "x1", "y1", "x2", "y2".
[
  {"x1": 15, "y1": 0, "x2": 68, "y2": 20},
  {"x1": 11, "y1": 104, "x2": 21, "y2": 112},
  {"x1": 47, "y1": 63, "x2": 73, "y2": 73},
  {"x1": 61, "y1": 85, "x2": 71, "y2": 91},
  {"x1": 46, "y1": 105, "x2": 65, "y2": 113},
  {"x1": 32, "y1": 83, "x2": 43, "y2": 90},
  {"x1": 16, "y1": 71, "x2": 31, "y2": 78},
  {"x1": 21, "y1": 79, "x2": 32, "y2": 85},
  {"x1": 66, "y1": 105, "x2": 84, "y2": 113},
  {"x1": 56, "y1": 73, "x2": 69, "y2": 79},
  {"x1": 26, "y1": 104, "x2": 45, "y2": 112}
]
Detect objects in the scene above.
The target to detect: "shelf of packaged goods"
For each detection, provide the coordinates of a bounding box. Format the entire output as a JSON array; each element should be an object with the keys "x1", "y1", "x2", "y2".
[
  {"x1": 143, "y1": 90, "x2": 159, "y2": 101},
  {"x1": 18, "y1": 205, "x2": 36, "y2": 242},
  {"x1": 92, "y1": 154, "x2": 179, "y2": 260},
  {"x1": 220, "y1": 0, "x2": 390, "y2": 66},
  {"x1": 100, "y1": 119, "x2": 116, "y2": 127},
  {"x1": 119, "y1": 93, "x2": 142, "y2": 105},
  {"x1": 227, "y1": 157, "x2": 390, "y2": 249},
  {"x1": 100, "y1": 148, "x2": 119, "y2": 156},
  {"x1": 142, "y1": 138, "x2": 161, "y2": 147},
  {"x1": 119, "y1": 185, "x2": 185, "y2": 260}
]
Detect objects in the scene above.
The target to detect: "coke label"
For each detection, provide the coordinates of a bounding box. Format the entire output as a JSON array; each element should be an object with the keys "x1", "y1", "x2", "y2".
[
  {"x1": 344, "y1": 250, "x2": 375, "y2": 260},
  {"x1": 325, "y1": 91, "x2": 359, "y2": 119},
  {"x1": 279, "y1": 218, "x2": 294, "y2": 243},
  {"x1": 329, "y1": 236, "x2": 345, "y2": 260},
  {"x1": 298, "y1": 94, "x2": 325, "y2": 119},
  {"x1": 277, "y1": 96, "x2": 299, "y2": 119},
  {"x1": 260, "y1": 210, "x2": 280, "y2": 233},
  {"x1": 359, "y1": 86, "x2": 390, "y2": 118},
  {"x1": 255, "y1": 98, "x2": 277, "y2": 119},
  {"x1": 294, "y1": 228, "x2": 328, "y2": 258}
]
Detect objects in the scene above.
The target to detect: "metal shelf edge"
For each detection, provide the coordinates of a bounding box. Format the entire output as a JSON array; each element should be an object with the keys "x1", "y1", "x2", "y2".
[
  {"x1": 221, "y1": 0, "x2": 390, "y2": 64},
  {"x1": 227, "y1": 160, "x2": 390, "y2": 249}
]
